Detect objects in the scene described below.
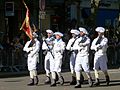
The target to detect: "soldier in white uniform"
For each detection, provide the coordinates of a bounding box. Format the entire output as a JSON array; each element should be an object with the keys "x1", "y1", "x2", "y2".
[
  {"x1": 66, "y1": 29, "x2": 84, "y2": 85},
  {"x1": 91, "y1": 27, "x2": 110, "y2": 86},
  {"x1": 42, "y1": 29, "x2": 54, "y2": 84},
  {"x1": 23, "y1": 32, "x2": 40, "y2": 86},
  {"x1": 73, "y1": 27, "x2": 93, "y2": 88},
  {"x1": 50, "y1": 32, "x2": 66, "y2": 87}
]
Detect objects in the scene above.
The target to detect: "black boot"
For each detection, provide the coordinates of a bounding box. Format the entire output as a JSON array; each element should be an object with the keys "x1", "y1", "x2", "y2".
[
  {"x1": 59, "y1": 76, "x2": 64, "y2": 85},
  {"x1": 74, "y1": 80, "x2": 81, "y2": 88},
  {"x1": 27, "y1": 78, "x2": 34, "y2": 86},
  {"x1": 45, "y1": 76, "x2": 51, "y2": 84},
  {"x1": 50, "y1": 79, "x2": 56, "y2": 87},
  {"x1": 80, "y1": 74, "x2": 84, "y2": 84},
  {"x1": 34, "y1": 76, "x2": 39, "y2": 85},
  {"x1": 70, "y1": 76, "x2": 76, "y2": 85},
  {"x1": 88, "y1": 78, "x2": 93, "y2": 87},
  {"x1": 106, "y1": 75, "x2": 110, "y2": 86},
  {"x1": 94, "y1": 78, "x2": 100, "y2": 86}
]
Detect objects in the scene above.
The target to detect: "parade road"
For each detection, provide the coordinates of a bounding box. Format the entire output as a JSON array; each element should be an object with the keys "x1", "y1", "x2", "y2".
[{"x1": 0, "y1": 69, "x2": 120, "y2": 90}]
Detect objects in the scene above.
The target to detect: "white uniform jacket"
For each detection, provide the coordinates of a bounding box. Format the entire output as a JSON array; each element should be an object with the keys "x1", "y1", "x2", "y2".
[
  {"x1": 42, "y1": 37, "x2": 54, "y2": 50},
  {"x1": 53, "y1": 39, "x2": 65, "y2": 55},
  {"x1": 66, "y1": 37, "x2": 78, "y2": 51},
  {"x1": 73, "y1": 36, "x2": 90, "y2": 56},
  {"x1": 23, "y1": 38, "x2": 40, "y2": 71},
  {"x1": 51, "y1": 39, "x2": 65, "y2": 72},
  {"x1": 91, "y1": 35, "x2": 108, "y2": 56}
]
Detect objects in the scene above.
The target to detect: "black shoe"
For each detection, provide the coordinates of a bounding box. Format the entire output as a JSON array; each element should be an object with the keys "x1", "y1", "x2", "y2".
[
  {"x1": 106, "y1": 76, "x2": 110, "y2": 86},
  {"x1": 94, "y1": 78, "x2": 100, "y2": 86},
  {"x1": 34, "y1": 76, "x2": 39, "y2": 85},
  {"x1": 50, "y1": 79, "x2": 56, "y2": 87},
  {"x1": 45, "y1": 76, "x2": 51, "y2": 84},
  {"x1": 80, "y1": 74, "x2": 84, "y2": 84},
  {"x1": 70, "y1": 76, "x2": 76, "y2": 85},
  {"x1": 88, "y1": 78, "x2": 93, "y2": 87},
  {"x1": 74, "y1": 80, "x2": 81, "y2": 88},
  {"x1": 27, "y1": 79, "x2": 34, "y2": 86},
  {"x1": 59, "y1": 76, "x2": 64, "y2": 85}
]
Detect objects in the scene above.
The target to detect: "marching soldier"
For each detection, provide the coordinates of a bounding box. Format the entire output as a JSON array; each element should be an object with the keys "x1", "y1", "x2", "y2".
[
  {"x1": 73, "y1": 27, "x2": 93, "y2": 88},
  {"x1": 23, "y1": 32, "x2": 40, "y2": 86},
  {"x1": 50, "y1": 32, "x2": 66, "y2": 86},
  {"x1": 66, "y1": 29, "x2": 84, "y2": 85},
  {"x1": 91, "y1": 27, "x2": 110, "y2": 86},
  {"x1": 42, "y1": 29, "x2": 54, "y2": 84}
]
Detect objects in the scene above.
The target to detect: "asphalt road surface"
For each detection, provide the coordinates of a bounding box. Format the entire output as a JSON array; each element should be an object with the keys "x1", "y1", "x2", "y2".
[{"x1": 0, "y1": 69, "x2": 120, "y2": 90}]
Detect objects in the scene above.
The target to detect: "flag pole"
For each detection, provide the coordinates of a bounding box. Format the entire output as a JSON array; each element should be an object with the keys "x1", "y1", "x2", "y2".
[{"x1": 20, "y1": 0, "x2": 33, "y2": 40}]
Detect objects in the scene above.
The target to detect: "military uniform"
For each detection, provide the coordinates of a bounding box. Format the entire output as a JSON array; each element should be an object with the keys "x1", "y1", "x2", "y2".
[
  {"x1": 42, "y1": 29, "x2": 54, "y2": 84},
  {"x1": 66, "y1": 29, "x2": 80, "y2": 85},
  {"x1": 91, "y1": 27, "x2": 110, "y2": 86},
  {"x1": 73, "y1": 27, "x2": 93, "y2": 88},
  {"x1": 23, "y1": 32, "x2": 40, "y2": 86},
  {"x1": 50, "y1": 32, "x2": 66, "y2": 86}
]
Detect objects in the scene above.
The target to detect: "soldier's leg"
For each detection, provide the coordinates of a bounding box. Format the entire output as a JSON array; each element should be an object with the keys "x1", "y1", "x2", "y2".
[
  {"x1": 44, "y1": 58, "x2": 51, "y2": 84},
  {"x1": 55, "y1": 57, "x2": 64, "y2": 85},
  {"x1": 28, "y1": 70, "x2": 34, "y2": 86},
  {"x1": 81, "y1": 56, "x2": 93, "y2": 87},
  {"x1": 75, "y1": 63, "x2": 81, "y2": 88},
  {"x1": 94, "y1": 56, "x2": 100, "y2": 86},
  {"x1": 94, "y1": 69, "x2": 100, "y2": 86},
  {"x1": 51, "y1": 71, "x2": 56, "y2": 86},
  {"x1": 56, "y1": 72, "x2": 64, "y2": 85},
  {"x1": 32, "y1": 69, "x2": 39, "y2": 85},
  {"x1": 75, "y1": 71, "x2": 81, "y2": 88},
  {"x1": 100, "y1": 55, "x2": 110, "y2": 85},
  {"x1": 70, "y1": 54, "x2": 76, "y2": 85}
]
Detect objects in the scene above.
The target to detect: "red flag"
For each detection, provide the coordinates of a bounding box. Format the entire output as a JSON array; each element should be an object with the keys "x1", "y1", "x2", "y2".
[{"x1": 20, "y1": 1, "x2": 33, "y2": 40}]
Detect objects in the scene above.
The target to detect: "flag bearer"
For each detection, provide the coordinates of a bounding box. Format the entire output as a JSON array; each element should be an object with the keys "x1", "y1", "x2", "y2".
[{"x1": 23, "y1": 32, "x2": 40, "y2": 86}]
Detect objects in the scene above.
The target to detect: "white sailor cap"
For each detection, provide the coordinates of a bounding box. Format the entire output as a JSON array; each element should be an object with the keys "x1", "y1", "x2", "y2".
[
  {"x1": 46, "y1": 29, "x2": 53, "y2": 34},
  {"x1": 32, "y1": 32, "x2": 38, "y2": 38},
  {"x1": 79, "y1": 27, "x2": 88, "y2": 34},
  {"x1": 70, "y1": 29, "x2": 80, "y2": 35},
  {"x1": 95, "y1": 27, "x2": 105, "y2": 33},
  {"x1": 54, "y1": 32, "x2": 63, "y2": 37}
]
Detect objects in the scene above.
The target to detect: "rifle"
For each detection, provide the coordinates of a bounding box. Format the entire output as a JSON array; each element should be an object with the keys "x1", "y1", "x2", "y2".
[
  {"x1": 43, "y1": 39, "x2": 54, "y2": 59},
  {"x1": 79, "y1": 36, "x2": 87, "y2": 44},
  {"x1": 68, "y1": 36, "x2": 79, "y2": 55},
  {"x1": 78, "y1": 36, "x2": 88, "y2": 52}
]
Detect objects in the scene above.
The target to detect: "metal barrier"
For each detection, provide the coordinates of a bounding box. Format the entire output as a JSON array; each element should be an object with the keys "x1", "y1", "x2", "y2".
[{"x1": 0, "y1": 48, "x2": 27, "y2": 72}]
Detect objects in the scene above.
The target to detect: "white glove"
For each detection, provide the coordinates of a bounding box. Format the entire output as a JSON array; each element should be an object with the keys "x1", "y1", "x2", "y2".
[
  {"x1": 28, "y1": 47, "x2": 33, "y2": 51},
  {"x1": 96, "y1": 44, "x2": 102, "y2": 50},
  {"x1": 70, "y1": 47, "x2": 73, "y2": 51},
  {"x1": 79, "y1": 43, "x2": 84, "y2": 47}
]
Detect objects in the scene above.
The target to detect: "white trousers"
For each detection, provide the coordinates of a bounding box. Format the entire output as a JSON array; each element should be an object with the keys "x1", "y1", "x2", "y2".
[
  {"x1": 44, "y1": 52, "x2": 54, "y2": 76},
  {"x1": 50, "y1": 53, "x2": 62, "y2": 72},
  {"x1": 70, "y1": 52, "x2": 76, "y2": 74},
  {"x1": 75, "y1": 55, "x2": 90, "y2": 73},
  {"x1": 27, "y1": 55, "x2": 38, "y2": 71},
  {"x1": 94, "y1": 54, "x2": 108, "y2": 71}
]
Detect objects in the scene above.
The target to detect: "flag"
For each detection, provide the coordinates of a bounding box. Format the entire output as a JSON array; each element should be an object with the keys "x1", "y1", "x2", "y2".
[{"x1": 20, "y1": 1, "x2": 33, "y2": 40}]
